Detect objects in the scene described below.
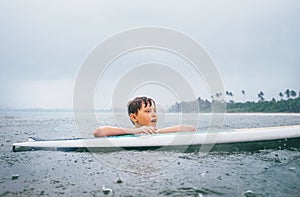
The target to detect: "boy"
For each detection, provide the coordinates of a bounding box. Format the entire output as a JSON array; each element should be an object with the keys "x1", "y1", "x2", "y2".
[{"x1": 93, "y1": 96, "x2": 196, "y2": 137}]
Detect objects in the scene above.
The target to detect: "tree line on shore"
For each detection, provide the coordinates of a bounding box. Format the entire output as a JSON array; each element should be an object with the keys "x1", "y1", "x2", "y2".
[{"x1": 168, "y1": 89, "x2": 300, "y2": 113}]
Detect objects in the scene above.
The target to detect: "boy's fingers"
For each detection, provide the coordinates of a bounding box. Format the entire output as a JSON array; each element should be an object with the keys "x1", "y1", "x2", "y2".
[
  {"x1": 135, "y1": 126, "x2": 157, "y2": 134},
  {"x1": 148, "y1": 126, "x2": 157, "y2": 134},
  {"x1": 143, "y1": 126, "x2": 156, "y2": 134}
]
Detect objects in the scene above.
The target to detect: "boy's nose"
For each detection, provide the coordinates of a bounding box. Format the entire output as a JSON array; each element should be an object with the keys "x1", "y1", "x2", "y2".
[{"x1": 151, "y1": 111, "x2": 157, "y2": 117}]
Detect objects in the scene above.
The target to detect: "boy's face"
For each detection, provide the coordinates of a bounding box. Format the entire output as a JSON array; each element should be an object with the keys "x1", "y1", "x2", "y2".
[{"x1": 130, "y1": 102, "x2": 157, "y2": 127}]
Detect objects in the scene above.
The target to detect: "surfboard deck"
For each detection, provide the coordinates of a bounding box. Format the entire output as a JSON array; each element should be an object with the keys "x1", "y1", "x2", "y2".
[{"x1": 12, "y1": 125, "x2": 300, "y2": 152}]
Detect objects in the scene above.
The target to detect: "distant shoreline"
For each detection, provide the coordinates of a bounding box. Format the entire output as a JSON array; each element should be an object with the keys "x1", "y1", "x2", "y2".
[
  {"x1": 1, "y1": 97, "x2": 299, "y2": 114},
  {"x1": 169, "y1": 97, "x2": 300, "y2": 113},
  {"x1": 0, "y1": 110, "x2": 299, "y2": 114}
]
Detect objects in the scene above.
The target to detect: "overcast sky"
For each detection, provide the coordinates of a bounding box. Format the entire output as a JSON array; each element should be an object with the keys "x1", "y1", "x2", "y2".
[{"x1": 0, "y1": 0, "x2": 299, "y2": 109}]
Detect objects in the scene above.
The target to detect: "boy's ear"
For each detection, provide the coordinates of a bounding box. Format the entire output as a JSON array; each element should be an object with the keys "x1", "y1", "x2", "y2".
[{"x1": 129, "y1": 113, "x2": 137, "y2": 123}]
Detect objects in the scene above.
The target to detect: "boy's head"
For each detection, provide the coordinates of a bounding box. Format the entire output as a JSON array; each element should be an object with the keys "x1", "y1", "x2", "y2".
[{"x1": 127, "y1": 96, "x2": 157, "y2": 127}]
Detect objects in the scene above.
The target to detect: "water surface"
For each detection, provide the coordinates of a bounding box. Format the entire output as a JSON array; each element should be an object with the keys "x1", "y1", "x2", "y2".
[{"x1": 1, "y1": 112, "x2": 300, "y2": 196}]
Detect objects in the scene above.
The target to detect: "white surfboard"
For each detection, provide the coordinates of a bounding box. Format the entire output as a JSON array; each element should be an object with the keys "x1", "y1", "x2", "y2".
[{"x1": 12, "y1": 125, "x2": 300, "y2": 152}]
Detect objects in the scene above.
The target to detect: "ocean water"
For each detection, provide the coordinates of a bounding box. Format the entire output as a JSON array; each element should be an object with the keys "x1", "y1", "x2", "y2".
[{"x1": 1, "y1": 111, "x2": 300, "y2": 196}]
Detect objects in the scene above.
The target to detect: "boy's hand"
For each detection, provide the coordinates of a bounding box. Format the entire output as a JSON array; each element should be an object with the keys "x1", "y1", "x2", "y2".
[{"x1": 134, "y1": 126, "x2": 157, "y2": 135}]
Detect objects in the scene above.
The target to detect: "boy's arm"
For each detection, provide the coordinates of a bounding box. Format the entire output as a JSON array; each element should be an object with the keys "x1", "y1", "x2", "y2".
[
  {"x1": 93, "y1": 126, "x2": 130, "y2": 137},
  {"x1": 158, "y1": 125, "x2": 196, "y2": 134},
  {"x1": 93, "y1": 125, "x2": 196, "y2": 137},
  {"x1": 93, "y1": 126, "x2": 157, "y2": 137}
]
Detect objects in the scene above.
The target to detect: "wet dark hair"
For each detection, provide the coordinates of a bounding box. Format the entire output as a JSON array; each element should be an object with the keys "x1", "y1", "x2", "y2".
[{"x1": 127, "y1": 96, "x2": 155, "y2": 115}]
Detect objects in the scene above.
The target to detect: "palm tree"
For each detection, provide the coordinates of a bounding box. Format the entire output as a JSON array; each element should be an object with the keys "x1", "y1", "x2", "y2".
[
  {"x1": 279, "y1": 92, "x2": 284, "y2": 100},
  {"x1": 291, "y1": 90, "x2": 297, "y2": 98},
  {"x1": 226, "y1": 91, "x2": 230, "y2": 99},
  {"x1": 226, "y1": 91, "x2": 230, "y2": 102},
  {"x1": 225, "y1": 91, "x2": 234, "y2": 103},
  {"x1": 271, "y1": 98, "x2": 276, "y2": 102},
  {"x1": 258, "y1": 91, "x2": 265, "y2": 102},
  {"x1": 285, "y1": 89, "x2": 291, "y2": 99},
  {"x1": 229, "y1": 92, "x2": 234, "y2": 103},
  {"x1": 242, "y1": 90, "x2": 245, "y2": 102}
]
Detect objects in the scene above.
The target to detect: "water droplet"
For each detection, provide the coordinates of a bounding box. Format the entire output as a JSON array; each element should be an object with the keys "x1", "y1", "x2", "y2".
[
  {"x1": 12, "y1": 174, "x2": 19, "y2": 180},
  {"x1": 102, "y1": 185, "x2": 113, "y2": 195},
  {"x1": 116, "y1": 178, "x2": 123, "y2": 184},
  {"x1": 289, "y1": 167, "x2": 296, "y2": 172},
  {"x1": 244, "y1": 190, "x2": 255, "y2": 197}
]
